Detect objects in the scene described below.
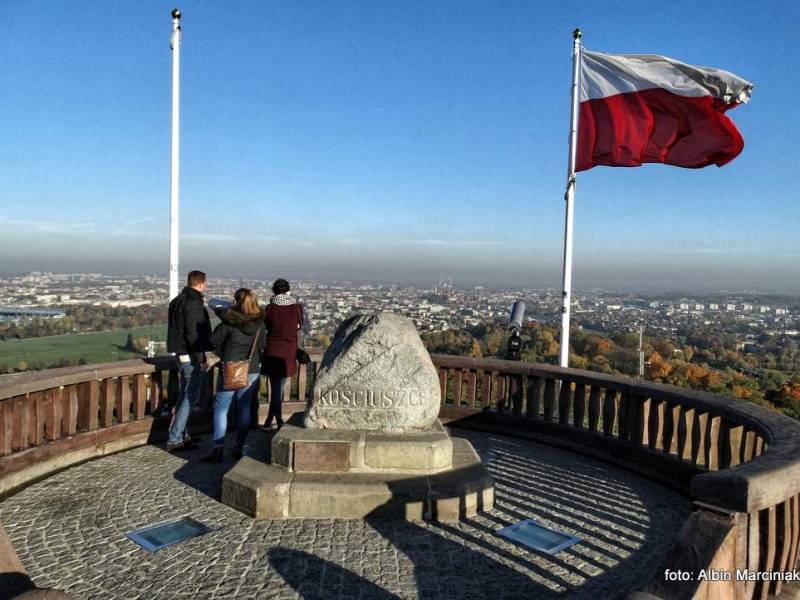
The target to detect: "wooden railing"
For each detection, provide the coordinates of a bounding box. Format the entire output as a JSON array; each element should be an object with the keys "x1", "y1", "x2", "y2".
[
  {"x1": 431, "y1": 355, "x2": 800, "y2": 600},
  {"x1": 0, "y1": 354, "x2": 327, "y2": 495},
  {"x1": 2, "y1": 353, "x2": 800, "y2": 599}
]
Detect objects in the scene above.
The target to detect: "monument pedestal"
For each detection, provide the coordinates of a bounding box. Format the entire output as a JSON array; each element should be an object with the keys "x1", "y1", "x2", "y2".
[
  {"x1": 221, "y1": 420, "x2": 494, "y2": 521},
  {"x1": 272, "y1": 420, "x2": 453, "y2": 473},
  {"x1": 222, "y1": 312, "x2": 494, "y2": 521}
]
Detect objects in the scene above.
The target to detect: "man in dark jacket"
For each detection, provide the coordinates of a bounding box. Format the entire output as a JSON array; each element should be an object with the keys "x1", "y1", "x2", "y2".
[{"x1": 166, "y1": 270, "x2": 212, "y2": 451}]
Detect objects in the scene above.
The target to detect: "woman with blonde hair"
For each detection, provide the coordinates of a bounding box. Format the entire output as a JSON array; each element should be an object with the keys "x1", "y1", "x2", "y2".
[{"x1": 205, "y1": 288, "x2": 265, "y2": 462}]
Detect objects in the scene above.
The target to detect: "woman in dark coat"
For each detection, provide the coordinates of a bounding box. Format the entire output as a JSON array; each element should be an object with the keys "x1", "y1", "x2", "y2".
[
  {"x1": 262, "y1": 278, "x2": 303, "y2": 428},
  {"x1": 205, "y1": 288, "x2": 266, "y2": 461}
]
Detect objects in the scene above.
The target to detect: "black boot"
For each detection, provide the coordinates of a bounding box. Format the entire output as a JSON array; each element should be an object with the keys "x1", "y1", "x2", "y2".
[{"x1": 202, "y1": 447, "x2": 223, "y2": 463}]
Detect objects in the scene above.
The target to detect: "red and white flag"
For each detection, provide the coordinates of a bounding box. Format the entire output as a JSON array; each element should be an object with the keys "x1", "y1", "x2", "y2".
[{"x1": 576, "y1": 50, "x2": 752, "y2": 171}]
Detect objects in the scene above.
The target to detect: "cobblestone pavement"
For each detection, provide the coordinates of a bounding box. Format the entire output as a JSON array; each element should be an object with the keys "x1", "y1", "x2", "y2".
[{"x1": 0, "y1": 427, "x2": 690, "y2": 600}]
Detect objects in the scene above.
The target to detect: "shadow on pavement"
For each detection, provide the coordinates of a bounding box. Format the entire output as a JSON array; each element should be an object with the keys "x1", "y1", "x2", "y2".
[{"x1": 267, "y1": 548, "x2": 401, "y2": 600}]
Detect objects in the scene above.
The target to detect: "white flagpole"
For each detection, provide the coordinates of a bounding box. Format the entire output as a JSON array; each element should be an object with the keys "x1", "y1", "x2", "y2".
[
  {"x1": 559, "y1": 28, "x2": 582, "y2": 368},
  {"x1": 168, "y1": 8, "x2": 182, "y2": 301}
]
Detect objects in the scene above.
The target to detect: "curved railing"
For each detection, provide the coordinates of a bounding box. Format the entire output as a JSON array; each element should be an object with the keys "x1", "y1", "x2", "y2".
[
  {"x1": 431, "y1": 355, "x2": 800, "y2": 599},
  {"x1": 1, "y1": 354, "x2": 800, "y2": 599}
]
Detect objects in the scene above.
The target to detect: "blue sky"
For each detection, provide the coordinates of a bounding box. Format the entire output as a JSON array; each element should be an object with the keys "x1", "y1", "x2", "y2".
[{"x1": 1, "y1": 1, "x2": 798, "y2": 290}]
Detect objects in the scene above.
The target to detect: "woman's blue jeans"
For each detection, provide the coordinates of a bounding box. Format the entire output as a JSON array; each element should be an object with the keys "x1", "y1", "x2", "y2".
[{"x1": 213, "y1": 371, "x2": 260, "y2": 449}]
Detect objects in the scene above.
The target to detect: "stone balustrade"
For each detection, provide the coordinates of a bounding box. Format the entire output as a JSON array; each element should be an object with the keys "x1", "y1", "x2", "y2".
[{"x1": 1, "y1": 354, "x2": 800, "y2": 599}]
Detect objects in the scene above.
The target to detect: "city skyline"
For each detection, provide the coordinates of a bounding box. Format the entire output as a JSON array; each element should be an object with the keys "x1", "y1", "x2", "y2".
[{"x1": 2, "y1": 1, "x2": 798, "y2": 291}]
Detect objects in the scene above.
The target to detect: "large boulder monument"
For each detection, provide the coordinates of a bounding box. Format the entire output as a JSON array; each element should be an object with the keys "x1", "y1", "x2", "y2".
[{"x1": 222, "y1": 312, "x2": 494, "y2": 521}]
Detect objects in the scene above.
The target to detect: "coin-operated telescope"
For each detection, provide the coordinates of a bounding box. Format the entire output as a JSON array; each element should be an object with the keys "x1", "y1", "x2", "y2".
[
  {"x1": 506, "y1": 300, "x2": 525, "y2": 361},
  {"x1": 207, "y1": 297, "x2": 232, "y2": 318}
]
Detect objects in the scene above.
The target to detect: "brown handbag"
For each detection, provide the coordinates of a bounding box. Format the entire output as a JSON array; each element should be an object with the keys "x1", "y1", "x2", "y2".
[{"x1": 222, "y1": 329, "x2": 260, "y2": 391}]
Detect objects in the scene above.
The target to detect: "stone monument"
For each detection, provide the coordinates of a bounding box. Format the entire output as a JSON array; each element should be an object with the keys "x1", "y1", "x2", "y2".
[
  {"x1": 305, "y1": 312, "x2": 440, "y2": 432},
  {"x1": 222, "y1": 312, "x2": 493, "y2": 521}
]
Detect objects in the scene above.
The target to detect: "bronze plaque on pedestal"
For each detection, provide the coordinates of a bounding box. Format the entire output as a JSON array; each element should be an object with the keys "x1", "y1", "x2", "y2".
[{"x1": 293, "y1": 441, "x2": 350, "y2": 472}]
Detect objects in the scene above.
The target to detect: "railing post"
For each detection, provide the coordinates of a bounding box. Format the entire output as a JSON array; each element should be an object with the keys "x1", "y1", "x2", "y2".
[
  {"x1": 452, "y1": 369, "x2": 463, "y2": 407},
  {"x1": 438, "y1": 368, "x2": 448, "y2": 406},
  {"x1": 635, "y1": 397, "x2": 650, "y2": 447},
  {"x1": 679, "y1": 406, "x2": 695, "y2": 460},
  {"x1": 45, "y1": 388, "x2": 62, "y2": 441},
  {"x1": 511, "y1": 375, "x2": 523, "y2": 416},
  {"x1": 63, "y1": 385, "x2": 78, "y2": 435},
  {"x1": 572, "y1": 383, "x2": 586, "y2": 428},
  {"x1": 526, "y1": 376, "x2": 542, "y2": 419},
  {"x1": 100, "y1": 379, "x2": 114, "y2": 428},
  {"x1": 602, "y1": 390, "x2": 617, "y2": 436},
  {"x1": 543, "y1": 379, "x2": 556, "y2": 422},
  {"x1": 467, "y1": 370, "x2": 477, "y2": 408},
  {"x1": 481, "y1": 371, "x2": 492, "y2": 409},
  {"x1": 77, "y1": 381, "x2": 99, "y2": 431},
  {"x1": 132, "y1": 374, "x2": 147, "y2": 421},
  {"x1": 648, "y1": 398, "x2": 664, "y2": 450},
  {"x1": 30, "y1": 392, "x2": 45, "y2": 446},
  {"x1": 149, "y1": 371, "x2": 163, "y2": 416},
  {"x1": 0, "y1": 401, "x2": 11, "y2": 456},
  {"x1": 116, "y1": 376, "x2": 131, "y2": 425},
  {"x1": 692, "y1": 411, "x2": 708, "y2": 467},
  {"x1": 617, "y1": 393, "x2": 630, "y2": 441},
  {"x1": 587, "y1": 385, "x2": 601, "y2": 431},
  {"x1": 557, "y1": 380, "x2": 571, "y2": 425},
  {"x1": 11, "y1": 396, "x2": 28, "y2": 451}
]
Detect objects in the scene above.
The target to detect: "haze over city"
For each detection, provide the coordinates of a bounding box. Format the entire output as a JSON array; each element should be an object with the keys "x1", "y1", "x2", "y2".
[{"x1": 2, "y1": 1, "x2": 798, "y2": 291}]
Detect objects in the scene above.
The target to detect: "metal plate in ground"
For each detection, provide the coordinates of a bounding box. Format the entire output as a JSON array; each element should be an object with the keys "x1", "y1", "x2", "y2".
[
  {"x1": 478, "y1": 449, "x2": 498, "y2": 464},
  {"x1": 126, "y1": 517, "x2": 211, "y2": 553},
  {"x1": 496, "y1": 518, "x2": 580, "y2": 554}
]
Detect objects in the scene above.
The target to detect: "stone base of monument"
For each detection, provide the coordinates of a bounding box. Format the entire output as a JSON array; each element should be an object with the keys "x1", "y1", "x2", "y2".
[
  {"x1": 221, "y1": 421, "x2": 494, "y2": 521},
  {"x1": 272, "y1": 420, "x2": 455, "y2": 473}
]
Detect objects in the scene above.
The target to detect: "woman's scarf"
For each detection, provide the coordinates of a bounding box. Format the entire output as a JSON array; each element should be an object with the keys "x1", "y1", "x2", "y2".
[{"x1": 270, "y1": 292, "x2": 295, "y2": 306}]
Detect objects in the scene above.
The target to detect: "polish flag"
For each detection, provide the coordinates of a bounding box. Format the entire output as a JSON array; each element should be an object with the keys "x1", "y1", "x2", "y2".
[{"x1": 576, "y1": 51, "x2": 752, "y2": 172}]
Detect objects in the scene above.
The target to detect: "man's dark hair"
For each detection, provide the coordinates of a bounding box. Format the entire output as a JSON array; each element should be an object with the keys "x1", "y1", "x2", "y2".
[
  {"x1": 187, "y1": 270, "x2": 207, "y2": 287},
  {"x1": 272, "y1": 278, "x2": 290, "y2": 295}
]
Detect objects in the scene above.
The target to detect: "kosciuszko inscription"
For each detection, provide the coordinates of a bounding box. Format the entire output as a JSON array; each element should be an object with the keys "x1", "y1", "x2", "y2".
[
  {"x1": 317, "y1": 388, "x2": 425, "y2": 409},
  {"x1": 305, "y1": 312, "x2": 441, "y2": 432}
]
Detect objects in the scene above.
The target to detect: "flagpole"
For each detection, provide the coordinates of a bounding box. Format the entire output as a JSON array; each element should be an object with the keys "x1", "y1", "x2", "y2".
[
  {"x1": 168, "y1": 8, "x2": 182, "y2": 301},
  {"x1": 559, "y1": 28, "x2": 582, "y2": 368}
]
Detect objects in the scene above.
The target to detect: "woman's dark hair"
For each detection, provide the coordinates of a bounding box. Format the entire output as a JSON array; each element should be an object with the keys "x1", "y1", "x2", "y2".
[{"x1": 272, "y1": 278, "x2": 290, "y2": 295}]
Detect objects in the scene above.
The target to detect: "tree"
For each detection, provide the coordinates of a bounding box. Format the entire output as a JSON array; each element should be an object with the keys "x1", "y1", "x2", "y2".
[
  {"x1": 647, "y1": 352, "x2": 672, "y2": 380},
  {"x1": 468, "y1": 339, "x2": 483, "y2": 358}
]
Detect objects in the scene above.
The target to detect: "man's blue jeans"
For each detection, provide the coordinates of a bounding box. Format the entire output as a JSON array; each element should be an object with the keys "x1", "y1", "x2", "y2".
[
  {"x1": 167, "y1": 361, "x2": 204, "y2": 445},
  {"x1": 213, "y1": 371, "x2": 260, "y2": 450}
]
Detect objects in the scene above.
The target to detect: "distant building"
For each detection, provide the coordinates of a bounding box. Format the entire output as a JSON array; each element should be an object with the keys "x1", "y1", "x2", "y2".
[
  {"x1": 0, "y1": 307, "x2": 66, "y2": 322},
  {"x1": 726, "y1": 304, "x2": 737, "y2": 311}
]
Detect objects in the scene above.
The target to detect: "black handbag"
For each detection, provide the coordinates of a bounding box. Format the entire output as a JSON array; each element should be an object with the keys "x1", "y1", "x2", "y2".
[{"x1": 296, "y1": 347, "x2": 310, "y2": 365}]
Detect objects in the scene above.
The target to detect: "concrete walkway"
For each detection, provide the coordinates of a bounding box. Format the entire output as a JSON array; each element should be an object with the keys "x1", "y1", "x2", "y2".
[{"x1": 0, "y1": 428, "x2": 690, "y2": 599}]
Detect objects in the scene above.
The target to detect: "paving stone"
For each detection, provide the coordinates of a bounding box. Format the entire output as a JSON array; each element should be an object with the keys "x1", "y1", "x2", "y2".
[{"x1": 0, "y1": 428, "x2": 689, "y2": 599}]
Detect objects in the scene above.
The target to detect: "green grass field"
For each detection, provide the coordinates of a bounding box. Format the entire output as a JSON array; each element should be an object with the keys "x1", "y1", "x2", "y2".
[{"x1": 0, "y1": 325, "x2": 168, "y2": 371}]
